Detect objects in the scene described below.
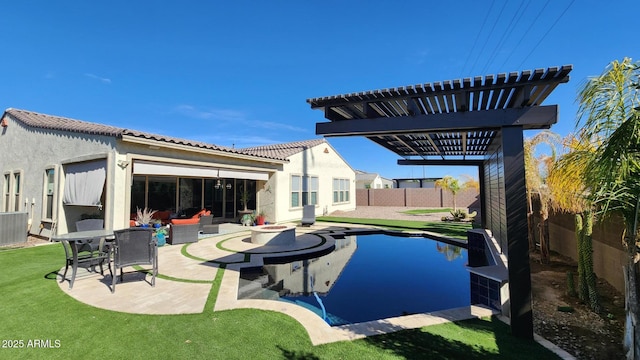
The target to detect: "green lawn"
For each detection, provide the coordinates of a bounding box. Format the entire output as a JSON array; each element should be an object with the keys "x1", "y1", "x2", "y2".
[
  {"x1": 0, "y1": 241, "x2": 559, "y2": 359},
  {"x1": 316, "y1": 216, "x2": 471, "y2": 240},
  {"x1": 401, "y1": 208, "x2": 452, "y2": 215}
]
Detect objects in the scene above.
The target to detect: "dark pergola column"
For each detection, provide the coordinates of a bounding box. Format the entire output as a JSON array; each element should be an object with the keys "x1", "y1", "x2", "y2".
[{"x1": 501, "y1": 125, "x2": 533, "y2": 339}]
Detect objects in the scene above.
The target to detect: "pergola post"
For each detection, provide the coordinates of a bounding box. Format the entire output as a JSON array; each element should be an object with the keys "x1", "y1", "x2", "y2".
[{"x1": 502, "y1": 125, "x2": 533, "y2": 339}]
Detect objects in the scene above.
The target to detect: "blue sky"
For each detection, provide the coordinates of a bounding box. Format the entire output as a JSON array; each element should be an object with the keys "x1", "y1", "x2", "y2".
[{"x1": 1, "y1": 1, "x2": 638, "y2": 181}]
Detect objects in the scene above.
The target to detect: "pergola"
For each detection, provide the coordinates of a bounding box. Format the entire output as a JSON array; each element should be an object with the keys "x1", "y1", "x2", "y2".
[{"x1": 307, "y1": 65, "x2": 572, "y2": 338}]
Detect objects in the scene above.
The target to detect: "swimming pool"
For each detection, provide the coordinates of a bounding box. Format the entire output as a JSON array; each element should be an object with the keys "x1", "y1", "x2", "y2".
[{"x1": 238, "y1": 232, "x2": 470, "y2": 326}]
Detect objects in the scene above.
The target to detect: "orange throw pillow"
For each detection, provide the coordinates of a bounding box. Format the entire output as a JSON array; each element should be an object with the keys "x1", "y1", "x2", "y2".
[{"x1": 171, "y1": 218, "x2": 199, "y2": 225}]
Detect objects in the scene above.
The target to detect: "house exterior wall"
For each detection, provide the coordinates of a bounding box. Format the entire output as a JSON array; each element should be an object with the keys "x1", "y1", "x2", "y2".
[
  {"x1": 379, "y1": 178, "x2": 393, "y2": 189},
  {"x1": 265, "y1": 141, "x2": 355, "y2": 223},
  {"x1": 371, "y1": 176, "x2": 384, "y2": 189},
  {"x1": 0, "y1": 114, "x2": 117, "y2": 235},
  {"x1": 355, "y1": 178, "x2": 372, "y2": 189},
  {"x1": 0, "y1": 111, "x2": 354, "y2": 233},
  {"x1": 115, "y1": 141, "x2": 282, "y2": 227},
  {"x1": 356, "y1": 175, "x2": 392, "y2": 189}
]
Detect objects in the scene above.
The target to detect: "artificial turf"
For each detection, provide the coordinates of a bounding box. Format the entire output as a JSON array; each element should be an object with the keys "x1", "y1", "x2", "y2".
[{"x1": 0, "y1": 240, "x2": 559, "y2": 359}]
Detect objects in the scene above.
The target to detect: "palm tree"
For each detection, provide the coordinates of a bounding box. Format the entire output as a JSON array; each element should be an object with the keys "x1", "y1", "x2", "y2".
[
  {"x1": 434, "y1": 175, "x2": 479, "y2": 212},
  {"x1": 524, "y1": 130, "x2": 560, "y2": 262},
  {"x1": 547, "y1": 134, "x2": 600, "y2": 312},
  {"x1": 573, "y1": 57, "x2": 640, "y2": 359},
  {"x1": 435, "y1": 176, "x2": 461, "y2": 211},
  {"x1": 436, "y1": 242, "x2": 463, "y2": 261}
]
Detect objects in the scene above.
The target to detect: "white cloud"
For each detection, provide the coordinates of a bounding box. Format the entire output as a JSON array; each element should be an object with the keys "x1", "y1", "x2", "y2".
[
  {"x1": 84, "y1": 73, "x2": 112, "y2": 84},
  {"x1": 173, "y1": 104, "x2": 306, "y2": 132},
  {"x1": 408, "y1": 49, "x2": 430, "y2": 65},
  {"x1": 248, "y1": 120, "x2": 307, "y2": 132},
  {"x1": 173, "y1": 105, "x2": 245, "y2": 121}
]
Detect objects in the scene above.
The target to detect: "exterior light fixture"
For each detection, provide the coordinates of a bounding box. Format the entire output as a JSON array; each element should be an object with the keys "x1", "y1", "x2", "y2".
[
  {"x1": 226, "y1": 183, "x2": 232, "y2": 190},
  {"x1": 214, "y1": 169, "x2": 222, "y2": 189}
]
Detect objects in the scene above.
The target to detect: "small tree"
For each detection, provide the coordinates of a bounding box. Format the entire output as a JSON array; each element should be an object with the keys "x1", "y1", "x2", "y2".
[
  {"x1": 435, "y1": 175, "x2": 478, "y2": 212},
  {"x1": 547, "y1": 134, "x2": 600, "y2": 312},
  {"x1": 571, "y1": 58, "x2": 640, "y2": 358},
  {"x1": 524, "y1": 130, "x2": 560, "y2": 262},
  {"x1": 435, "y1": 176, "x2": 461, "y2": 211}
]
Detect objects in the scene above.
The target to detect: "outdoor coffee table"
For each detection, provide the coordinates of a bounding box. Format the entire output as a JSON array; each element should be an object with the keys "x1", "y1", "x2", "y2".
[{"x1": 52, "y1": 229, "x2": 115, "y2": 289}]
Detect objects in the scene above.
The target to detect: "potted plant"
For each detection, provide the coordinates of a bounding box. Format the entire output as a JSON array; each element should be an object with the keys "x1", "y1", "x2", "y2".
[
  {"x1": 255, "y1": 211, "x2": 266, "y2": 225},
  {"x1": 155, "y1": 226, "x2": 168, "y2": 246},
  {"x1": 240, "y1": 189, "x2": 250, "y2": 211},
  {"x1": 136, "y1": 207, "x2": 157, "y2": 227}
]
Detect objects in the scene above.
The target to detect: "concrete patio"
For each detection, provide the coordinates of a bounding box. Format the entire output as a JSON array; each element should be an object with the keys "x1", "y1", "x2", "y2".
[{"x1": 56, "y1": 222, "x2": 496, "y2": 345}]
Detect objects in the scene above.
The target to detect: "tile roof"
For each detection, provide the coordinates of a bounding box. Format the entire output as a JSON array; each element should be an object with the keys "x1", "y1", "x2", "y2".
[
  {"x1": 5, "y1": 108, "x2": 123, "y2": 136},
  {"x1": 240, "y1": 138, "x2": 327, "y2": 159},
  {"x1": 4, "y1": 108, "x2": 289, "y2": 161},
  {"x1": 355, "y1": 170, "x2": 379, "y2": 181}
]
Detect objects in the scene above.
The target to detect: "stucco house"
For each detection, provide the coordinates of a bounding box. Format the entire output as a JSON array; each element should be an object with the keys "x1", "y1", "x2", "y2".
[
  {"x1": 395, "y1": 178, "x2": 440, "y2": 189},
  {"x1": 354, "y1": 170, "x2": 393, "y2": 189},
  {"x1": 0, "y1": 108, "x2": 355, "y2": 237}
]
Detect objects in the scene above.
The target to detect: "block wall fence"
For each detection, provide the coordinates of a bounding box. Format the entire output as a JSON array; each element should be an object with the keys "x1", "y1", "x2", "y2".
[
  {"x1": 356, "y1": 188, "x2": 479, "y2": 209},
  {"x1": 547, "y1": 211, "x2": 627, "y2": 293}
]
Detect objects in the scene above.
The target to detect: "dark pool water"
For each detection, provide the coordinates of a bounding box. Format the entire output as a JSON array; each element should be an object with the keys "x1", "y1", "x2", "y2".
[{"x1": 238, "y1": 233, "x2": 469, "y2": 326}]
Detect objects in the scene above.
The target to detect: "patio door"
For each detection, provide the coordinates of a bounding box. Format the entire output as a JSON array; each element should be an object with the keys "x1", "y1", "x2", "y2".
[
  {"x1": 205, "y1": 178, "x2": 224, "y2": 220},
  {"x1": 205, "y1": 178, "x2": 235, "y2": 221},
  {"x1": 224, "y1": 179, "x2": 235, "y2": 219}
]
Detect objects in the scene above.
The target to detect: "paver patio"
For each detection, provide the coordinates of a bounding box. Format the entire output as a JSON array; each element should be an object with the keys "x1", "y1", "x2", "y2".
[{"x1": 56, "y1": 222, "x2": 497, "y2": 345}]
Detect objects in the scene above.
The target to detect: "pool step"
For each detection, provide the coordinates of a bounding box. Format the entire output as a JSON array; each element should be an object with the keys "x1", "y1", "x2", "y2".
[
  {"x1": 238, "y1": 274, "x2": 285, "y2": 300},
  {"x1": 238, "y1": 280, "x2": 281, "y2": 300}
]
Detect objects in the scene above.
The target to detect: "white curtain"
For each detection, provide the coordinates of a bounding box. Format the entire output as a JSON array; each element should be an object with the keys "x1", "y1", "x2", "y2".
[{"x1": 62, "y1": 160, "x2": 106, "y2": 206}]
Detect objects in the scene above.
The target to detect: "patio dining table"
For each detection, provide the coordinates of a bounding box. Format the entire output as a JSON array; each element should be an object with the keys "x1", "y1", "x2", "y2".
[{"x1": 52, "y1": 229, "x2": 115, "y2": 289}]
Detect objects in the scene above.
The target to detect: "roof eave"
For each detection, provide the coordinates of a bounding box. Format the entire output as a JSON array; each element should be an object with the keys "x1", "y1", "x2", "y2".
[{"x1": 120, "y1": 135, "x2": 288, "y2": 164}]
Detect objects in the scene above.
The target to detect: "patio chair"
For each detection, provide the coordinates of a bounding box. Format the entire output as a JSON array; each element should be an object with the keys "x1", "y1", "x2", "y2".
[
  {"x1": 75, "y1": 218, "x2": 104, "y2": 231},
  {"x1": 301, "y1": 205, "x2": 315, "y2": 226},
  {"x1": 59, "y1": 237, "x2": 112, "y2": 287},
  {"x1": 75, "y1": 218, "x2": 105, "y2": 253},
  {"x1": 169, "y1": 218, "x2": 200, "y2": 244},
  {"x1": 199, "y1": 214, "x2": 219, "y2": 234},
  {"x1": 111, "y1": 228, "x2": 157, "y2": 293}
]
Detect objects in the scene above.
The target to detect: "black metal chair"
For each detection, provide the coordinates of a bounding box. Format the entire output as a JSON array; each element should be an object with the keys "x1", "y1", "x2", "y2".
[
  {"x1": 75, "y1": 219, "x2": 105, "y2": 254},
  {"x1": 111, "y1": 228, "x2": 157, "y2": 293},
  {"x1": 301, "y1": 205, "x2": 315, "y2": 226},
  {"x1": 59, "y1": 236, "x2": 112, "y2": 287}
]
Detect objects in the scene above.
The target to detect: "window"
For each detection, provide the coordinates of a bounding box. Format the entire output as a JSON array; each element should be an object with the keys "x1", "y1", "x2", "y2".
[
  {"x1": 291, "y1": 175, "x2": 300, "y2": 207},
  {"x1": 3, "y1": 173, "x2": 9, "y2": 212},
  {"x1": 13, "y1": 171, "x2": 21, "y2": 211},
  {"x1": 62, "y1": 160, "x2": 105, "y2": 206},
  {"x1": 179, "y1": 178, "x2": 203, "y2": 215},
  {"x1": 333, "y1": 178, "x2": 350, "y2": 204},
  {"x1": 43, "y1": 168, "x2": 55, "y2": 220},
  {"x1": 291, "y1": 175, "x2": 318, "y2": 208},
  {"x1": 131, "y1": 176, "x2": 177, "y2": 213}
]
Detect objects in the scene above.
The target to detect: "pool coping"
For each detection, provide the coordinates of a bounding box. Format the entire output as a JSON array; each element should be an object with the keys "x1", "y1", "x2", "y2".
[{"x1": 214, "y1": 226, "x2": 498, "y2": 345}]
